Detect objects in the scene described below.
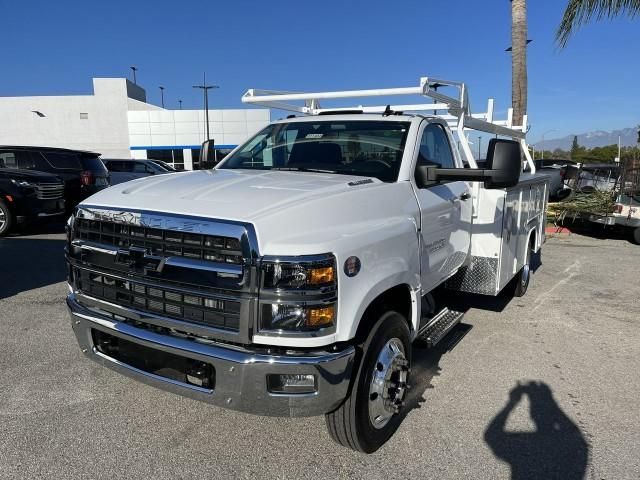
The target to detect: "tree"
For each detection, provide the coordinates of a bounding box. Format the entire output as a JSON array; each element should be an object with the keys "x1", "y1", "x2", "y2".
[
  {"x1": 557, "y1": 0, "x2": 640, "y2": 47},
  {"x1": 511, "y1": 0, "x2": 528, "y2": 127},
  {"x1": 571, "y1": 136, "x2": 579, "y2": 154}
]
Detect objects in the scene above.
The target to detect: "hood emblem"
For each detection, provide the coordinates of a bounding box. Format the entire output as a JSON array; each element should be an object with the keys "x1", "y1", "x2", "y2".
[{"x1": 115, "y1": 246, "x2": 164, "y2": 275}]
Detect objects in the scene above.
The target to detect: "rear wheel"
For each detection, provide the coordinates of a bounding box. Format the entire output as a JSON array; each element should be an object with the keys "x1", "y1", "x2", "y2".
[
  {"x1": 511, "y1": 245, "x2": 532, "y2": 297},
  {"x1": 632, "y1": 227, "x2": 640, "y2": 245},
  {"x1": 0, "y1": 200, "x2": 12, "y2": 237},
  {"x1": 325, "y1": 311, "x2": 411, "y2": 453}
]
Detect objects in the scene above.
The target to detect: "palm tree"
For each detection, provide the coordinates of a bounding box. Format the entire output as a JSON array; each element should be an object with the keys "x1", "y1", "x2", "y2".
[
  {"x1": 557, "y1": 0, "x2": 640, "y2": 47},
  {"x1": 511, "y1": 0, "x2": 528, "y2": 127}
]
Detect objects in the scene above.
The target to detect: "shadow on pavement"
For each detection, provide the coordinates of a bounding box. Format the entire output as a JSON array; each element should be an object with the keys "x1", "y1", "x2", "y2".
[
  {"x1": 484, "y1": 381, "x2": 589, "y2": 480},
  {"x1": 0, "y1": 236, "x2": 67, "y2": 299},
  {"x1": 403, "y1": 323, "x2": 473, "y2": 414}
]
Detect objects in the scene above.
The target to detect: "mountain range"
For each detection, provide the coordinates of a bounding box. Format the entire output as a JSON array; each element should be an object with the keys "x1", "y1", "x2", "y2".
[{"x1": 538, "y1": 127, "x2": 639, "y2": 151}]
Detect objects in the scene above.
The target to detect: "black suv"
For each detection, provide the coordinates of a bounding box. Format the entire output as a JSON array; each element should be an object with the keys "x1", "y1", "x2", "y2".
[
  {"x1": 0, "y1": 164, "x2": 66, "y2": 236},
  {"x1": 0, "y1": 146, "x2": 110, "y2": 208}
]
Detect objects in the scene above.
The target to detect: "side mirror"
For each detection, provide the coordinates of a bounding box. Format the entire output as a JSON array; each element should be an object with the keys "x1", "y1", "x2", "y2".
[
  {"x1": 484, "y1": 138, "x2": 521, "y2": 189},
  {"x1": 200, "y1": 139, "x2": 217, "y2": 167},
  {"x1": 415, "y1": 139, "x2": 522, "y2": 190}
]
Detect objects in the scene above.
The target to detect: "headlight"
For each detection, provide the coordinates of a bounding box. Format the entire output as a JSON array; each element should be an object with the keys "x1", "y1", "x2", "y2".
[
  {"x1": 10, "y1": 179, "x2": 36, "y2": 188},
  {"x1": 259, "y1": 254, "x2": 337, "y2": 333},
  {"x1": 261, "y1": 255, "x2": 336, "y2": 290},
  {"x1": 261, "y1": 303, "x2": 336, "y2": 331}
]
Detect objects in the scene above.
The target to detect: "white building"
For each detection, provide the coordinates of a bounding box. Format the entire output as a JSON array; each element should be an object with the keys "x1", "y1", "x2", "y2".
[{"x1": 0, "y1": 78, "x2": 270, "y2": 170}]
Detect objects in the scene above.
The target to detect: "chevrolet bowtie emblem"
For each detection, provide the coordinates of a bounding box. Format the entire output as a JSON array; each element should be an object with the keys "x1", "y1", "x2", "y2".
[{"x1": 115, "y1": 246, "x2": 164, "y2": 275}]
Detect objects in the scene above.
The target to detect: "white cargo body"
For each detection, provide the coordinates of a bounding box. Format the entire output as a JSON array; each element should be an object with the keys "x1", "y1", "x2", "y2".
[{"x1": 447, "y1": 177, "x2": 547, "y2": 295}]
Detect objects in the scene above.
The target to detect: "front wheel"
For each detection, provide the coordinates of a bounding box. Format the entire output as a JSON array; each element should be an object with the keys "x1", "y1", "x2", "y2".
[
  {"x1": 0, "y1": 200, "x2": 12, "y2": 237},
  {"x1": 632, "y1": 227, "x2": 640, "y2": 245},
  {"x1": 325, "y1": 311, "x2": 411, "y2": 453}
]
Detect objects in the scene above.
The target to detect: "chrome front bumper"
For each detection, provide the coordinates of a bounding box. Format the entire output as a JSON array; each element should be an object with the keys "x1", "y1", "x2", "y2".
[{"x1": 67, "y1": 293, "x2": 355, "y2": 417}]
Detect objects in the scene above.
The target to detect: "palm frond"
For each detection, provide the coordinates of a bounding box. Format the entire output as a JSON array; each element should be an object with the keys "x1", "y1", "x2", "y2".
[{"x1": 557, "y1": 0, "x2": 640, "y2": 47}]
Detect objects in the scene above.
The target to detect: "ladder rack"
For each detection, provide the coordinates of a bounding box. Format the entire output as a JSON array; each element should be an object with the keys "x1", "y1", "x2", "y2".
[{"x1": 241, "y1": 76, "x2": 535, "y2": 173}]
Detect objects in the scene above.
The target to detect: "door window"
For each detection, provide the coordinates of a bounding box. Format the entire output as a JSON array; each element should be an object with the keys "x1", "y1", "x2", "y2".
[
  {"x1": 133, "y1": 162, "x2": 148, "y2": 173},
  {"x1": 0, "y1": 150, "x2": 45, "y2": 170},
  {"x1": 417, "y1": 124, "x2": 455, "y2": 169},
  {"x1": 43, "y1": 152, "x2": 83, "y2": 170},
  {"x1": 0, "y1": 151, "x2": 17, "y2": 168}
]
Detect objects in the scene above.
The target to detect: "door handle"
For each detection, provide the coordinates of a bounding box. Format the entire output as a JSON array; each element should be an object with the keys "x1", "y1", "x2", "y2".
[{"x1": 459, "y1": 191, "x2": 471, "y2": 201}]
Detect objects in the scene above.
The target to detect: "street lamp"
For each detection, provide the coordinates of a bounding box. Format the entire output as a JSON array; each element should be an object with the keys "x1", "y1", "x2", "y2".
[
  {"x1": 130, "y1": 66, "x2": 138, "y2": 84},
  {"x1": 159, "y1": 86, "x2": 165, "y2": 108},
  {"x1": 540, "y1": 129, "x2": 557, "y2": 159},
  {"x1": 178, "y1": 99, "x2": 183, "y2": 110},
  {"x1": 192, "y1": 73, "x2": 219, "y2": 141}
]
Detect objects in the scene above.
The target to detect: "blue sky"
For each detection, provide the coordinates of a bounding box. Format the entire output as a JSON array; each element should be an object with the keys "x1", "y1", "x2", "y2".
[{"x1": 1, "y1": 0, "x2": 638, "y2": 146}]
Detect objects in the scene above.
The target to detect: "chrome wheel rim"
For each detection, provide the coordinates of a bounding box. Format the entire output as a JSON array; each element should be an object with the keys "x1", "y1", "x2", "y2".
[
  {"x1": 0, "y1": 208, "x2": 6, "y2": 231},
  {"x1": 521, "y1": 262, "x2": 530, "y2": 287},
  {"x1": 521, "y1": 250, "x2": 531, "y2": 287},
  {"x1": 368, "y1": 337, "x2": 409, "y2": 429}
]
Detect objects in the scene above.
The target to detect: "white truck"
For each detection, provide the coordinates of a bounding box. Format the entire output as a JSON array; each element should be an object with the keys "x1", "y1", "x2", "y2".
[{"x1": 65, "y1": 77, "x2": 548, "y2": 453}]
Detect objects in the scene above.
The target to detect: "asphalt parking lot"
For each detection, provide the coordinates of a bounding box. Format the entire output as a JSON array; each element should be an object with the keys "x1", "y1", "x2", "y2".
[{"x1": 1, "y1": 226, "x2": 639, "y2": 479}]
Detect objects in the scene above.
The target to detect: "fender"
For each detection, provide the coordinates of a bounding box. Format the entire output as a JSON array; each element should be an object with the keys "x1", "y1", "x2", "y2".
[{"x1": 346, "y1": 274, "x2": 421, "y2": 341}]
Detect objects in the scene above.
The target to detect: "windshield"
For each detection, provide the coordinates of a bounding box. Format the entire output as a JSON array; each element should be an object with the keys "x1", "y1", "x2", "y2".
[{"x1": 218, "y1": 120, "x2": 410, "y2": 182}]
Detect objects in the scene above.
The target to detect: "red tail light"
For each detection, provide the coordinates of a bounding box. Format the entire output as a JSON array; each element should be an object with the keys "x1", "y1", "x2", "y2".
[
  {"x1": 560, "y1": 168, "x2": 566, "y2": 178},
  {"x1": 80, "y1": 170, "x2": 94, "y2": 186},
  {"x1": 613, "y1": 204, "x2": 623, "y2": 214}
]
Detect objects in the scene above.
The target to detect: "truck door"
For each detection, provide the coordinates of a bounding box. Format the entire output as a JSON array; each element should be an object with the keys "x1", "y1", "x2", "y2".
[{"x1": 413, "y1": 122, "x2": 472, "y2": 293}]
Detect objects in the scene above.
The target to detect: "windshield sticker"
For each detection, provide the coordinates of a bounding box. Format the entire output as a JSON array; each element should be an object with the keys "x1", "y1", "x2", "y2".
[{"x1": 305, "y1": 133, "x2": 324, "y2": 139}]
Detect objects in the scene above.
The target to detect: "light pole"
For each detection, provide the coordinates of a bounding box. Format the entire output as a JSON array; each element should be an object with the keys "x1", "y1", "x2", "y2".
[
  {"x1": 159, "y1": 86, "x2": 165, "y2": 108},
  {"x1": 540, "y1": 129, "x2": 557, "y2": 159},
  {"x1": 178, "y1": 99, "x2": 183, "y2": 110},
  {"x1": 477, "y1": 136, "x2": 482, "y2": 160},
  {"x1": 192, "y1": 73, "x2": 219, "y2": 141},
  {"x1": 130, "y1": 66, "x2": 138, "y2": 84}
]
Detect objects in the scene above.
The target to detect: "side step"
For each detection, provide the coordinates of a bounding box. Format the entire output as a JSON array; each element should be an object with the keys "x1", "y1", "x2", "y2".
[{"x1": 417, "y1": 308, "x2": 464, "y2": 348}]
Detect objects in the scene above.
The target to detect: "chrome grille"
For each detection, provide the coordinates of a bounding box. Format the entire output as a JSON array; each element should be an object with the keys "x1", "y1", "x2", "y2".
[
  {"x1": 74, "y1": 218, "x2": 243, "y2": 264},
  {"x1": 68, "y1": 207, "x2": 259, "y2": 343},
  {"x1": 36, "y1": 183, "x2": 64, "y2": 200},
  {"x1": 75, "y1": 268, "x2": 241, "y2": 331}
]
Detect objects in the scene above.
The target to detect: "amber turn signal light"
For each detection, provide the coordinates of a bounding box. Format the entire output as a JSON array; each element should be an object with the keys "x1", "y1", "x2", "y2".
[
  {"x1": 307, "y1": 266, "x2": 335, "y2": 285},
  {"x1": 307, "y1": 305, "x2": 335, "y2": 328}
]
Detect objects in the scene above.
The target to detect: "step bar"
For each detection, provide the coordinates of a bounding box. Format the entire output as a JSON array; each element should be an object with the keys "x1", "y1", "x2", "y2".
[{"x1": 417, "y1": 308, "x2": 465, "y2": 348}]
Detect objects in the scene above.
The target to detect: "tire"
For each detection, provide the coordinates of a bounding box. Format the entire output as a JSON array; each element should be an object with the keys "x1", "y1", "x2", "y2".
[
  {"x1": 0, "y1": 200, "x2": 12, "y2": 237},
  {"x1": 325, "y1": 310, "x2": 411, "y2": 453},
  {"x1": 632, "y1": 227, "x2": 640, "y2": 245},
  {"x1": 511, "y1": 245, "x2": 532, "y2": 297}
]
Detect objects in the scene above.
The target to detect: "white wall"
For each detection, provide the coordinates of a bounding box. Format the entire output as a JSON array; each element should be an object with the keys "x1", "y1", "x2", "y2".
[
  {"x1": 0, "y1": 78, "x2": 135, "y2": 158},
  {"x1": 0, "y1": 77, "x2": 270, "y2": 165},
  {"x1": 127, "y1": 108, "x2": 269, "y2": 150}
]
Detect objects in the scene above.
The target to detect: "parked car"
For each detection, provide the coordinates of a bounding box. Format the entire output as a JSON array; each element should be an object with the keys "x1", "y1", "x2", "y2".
[
  {"x1": 0, "y1": 146, "x2": 109, "y2": 209},
  {"x1": 613, "y1": 167, "x2": 640, "y2": 244},
  {"x1": 534, "y1": 159, "x2": 573, "y2": 201},
  {"x1": 102, "y1": 159, "x2": 174, "y2": 185},
  {"x1": 564, "y1": 163, "x2": 620, "y2": 193},
  {"x1": 613, "y1": 194, "x2": 640, "y2": 244},
  {"x1": 0, "y1": 162, "x2": 66, "y2": 236}
]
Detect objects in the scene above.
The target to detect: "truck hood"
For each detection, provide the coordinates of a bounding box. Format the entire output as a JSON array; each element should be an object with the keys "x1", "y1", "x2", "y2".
[
  {"x1": 79, "y1": 168, "x2": 419, "y2": 255},
  {"x1": 80, "y1": 169, "x2": 384, "y2": 222}
]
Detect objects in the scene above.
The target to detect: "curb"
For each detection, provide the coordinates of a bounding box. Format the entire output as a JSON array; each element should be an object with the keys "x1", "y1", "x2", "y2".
[{"x1": 545, "y1": 226, "x2": 572, "y2": 235}]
